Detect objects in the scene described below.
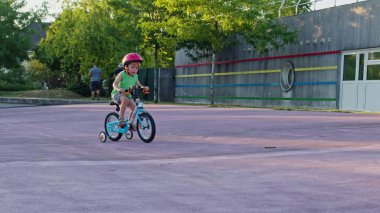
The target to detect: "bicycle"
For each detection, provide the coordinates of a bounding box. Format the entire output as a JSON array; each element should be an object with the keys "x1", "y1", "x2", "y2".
[{"x1": 99, "y1": 86, "x2": 156, "y2": 143}]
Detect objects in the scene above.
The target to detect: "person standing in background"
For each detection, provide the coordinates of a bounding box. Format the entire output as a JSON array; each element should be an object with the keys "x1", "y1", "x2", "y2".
[{"x1": 89, "y1": 62, "x2": 102, "y2": 100}]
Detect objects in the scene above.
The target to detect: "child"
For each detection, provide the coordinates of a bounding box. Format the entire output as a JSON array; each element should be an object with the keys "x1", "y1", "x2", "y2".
[{"x1": 111, "y1": 53, "x2": 149, "y2": 129}]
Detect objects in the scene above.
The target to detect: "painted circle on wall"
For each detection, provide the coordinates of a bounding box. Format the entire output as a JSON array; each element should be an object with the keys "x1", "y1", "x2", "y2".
[{"x1": 280, "y1": 62, "x2": 295, "y2": 92}]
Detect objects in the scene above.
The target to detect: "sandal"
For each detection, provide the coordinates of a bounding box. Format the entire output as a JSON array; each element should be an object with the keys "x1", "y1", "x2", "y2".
[
  {"x1": 130, "y1": 123, "x2": 137, "y2": 131},
  {"x1": 118, "y1": 118, "x2": 126, "y2": 128}
]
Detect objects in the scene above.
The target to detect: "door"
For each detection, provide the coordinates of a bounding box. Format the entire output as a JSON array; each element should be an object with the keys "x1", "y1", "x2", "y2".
[
  {"x1": 364, "y1": 51, "x2": 380, "y2": 111},
  {"x1": 340, "y1": 53, "x2": 364, "y2": 110},
  {"x1": 340, "y1": 49, "x2": 380, "y2": 111}
]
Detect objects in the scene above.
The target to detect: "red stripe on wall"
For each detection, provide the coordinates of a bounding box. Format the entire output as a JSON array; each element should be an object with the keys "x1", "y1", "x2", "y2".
[{"x1": 175, "y1": 50, "x2": 341, "y2": 68}]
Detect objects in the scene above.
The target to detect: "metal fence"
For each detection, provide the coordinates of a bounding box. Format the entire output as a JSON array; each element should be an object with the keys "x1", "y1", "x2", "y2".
[{"x1": 139, "y1": 68, "x2": 175, "y2": 102}]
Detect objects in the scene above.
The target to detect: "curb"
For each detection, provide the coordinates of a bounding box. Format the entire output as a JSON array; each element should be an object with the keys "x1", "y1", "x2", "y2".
[{"x1": 0, "y1": 97, "x2": 105, "y2": 105}]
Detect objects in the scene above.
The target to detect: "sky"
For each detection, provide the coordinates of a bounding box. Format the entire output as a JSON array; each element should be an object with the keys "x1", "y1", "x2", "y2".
[
  {"x1": 314, "y1": 0, "x2": 366, "y2": 10},
  {"x1": 23, "y1": 0, "x2": 367, "y2": 22},
  {"x1": 23, "y1": 0, "x2": 62, "y2": 22}
]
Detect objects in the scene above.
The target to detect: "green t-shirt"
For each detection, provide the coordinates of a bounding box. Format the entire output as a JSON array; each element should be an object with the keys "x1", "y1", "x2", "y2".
[{"x1": 111, "y1": 71, "x2": 138, "y2": 97}]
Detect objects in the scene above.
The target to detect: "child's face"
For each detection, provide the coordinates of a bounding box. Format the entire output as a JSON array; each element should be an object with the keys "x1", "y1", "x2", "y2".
[{"x1": 126, "y1": 62, "x2": 140, "y2": 75}]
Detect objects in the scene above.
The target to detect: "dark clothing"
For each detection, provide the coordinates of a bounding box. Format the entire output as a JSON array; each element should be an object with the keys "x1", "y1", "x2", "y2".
[
  {"x1": 112, "y1": 67, "x2": 124, "y2": 80},
  {"x1": 90, "y1": 81, "x2": 101, "y2": 91}
]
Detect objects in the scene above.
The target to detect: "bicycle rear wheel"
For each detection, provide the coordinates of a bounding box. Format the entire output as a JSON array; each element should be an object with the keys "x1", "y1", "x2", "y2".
[
  {"x1": 137, "y1": 112, "x2": 156, "y2": 143},
  {"x1": 105, "y1": 112, "x2": 122, "y2": 141}
]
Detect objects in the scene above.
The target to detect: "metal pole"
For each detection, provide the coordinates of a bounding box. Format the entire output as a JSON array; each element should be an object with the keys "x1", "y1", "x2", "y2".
[
  {"x1": 209, "y1": 53, "x2": 216, "y2": 105},
  {"x1": 158, "y1": 68, "x2": 161, "y2": 102},
  {"x1": 154, "y1": 45, "x2": 158, "y2": 103}
]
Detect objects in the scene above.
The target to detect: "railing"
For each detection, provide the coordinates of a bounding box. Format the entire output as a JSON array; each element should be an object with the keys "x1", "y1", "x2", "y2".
[{"x1": 279, "y1": 0, "x2": 367, "y2": 17}]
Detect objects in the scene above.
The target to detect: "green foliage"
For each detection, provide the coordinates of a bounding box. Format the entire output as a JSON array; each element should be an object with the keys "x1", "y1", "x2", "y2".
[
  {"x1": 36, "y1": 0, "x2": 178, "y2": 94},
  {"x1": 26, "y1": 59, "x2": 64, "y2": 88},
  {"x1": 67, "y1": 80, "x2": 91, "y2": 97},
  {"x1": 35, "y1": 0, "x2": 305, "y2": 90},
  {"x1": 39, "y1": 0, "x2": 141, "y2": 84},
  {"x1": 0, "y1": 0, "x2": 47, "y2": 69},
  {"x1": 0, "y1": 67, "x2": 36, "y2": 91},
  {"x1": 156, "y1": 0, "x2": 298, "y2": 60},
  {"x1": 0, "y1": 66, "x2": 26, "y2": 83},
  {"x1": 0, "y1": 80, "x2": 35, "y2": 91},
  {"x1": 131, "y1": 0, "x2": 176, "y2": 68},
  {"x1": 0, "y1": 89, "x2": 86, "y2": 99}
]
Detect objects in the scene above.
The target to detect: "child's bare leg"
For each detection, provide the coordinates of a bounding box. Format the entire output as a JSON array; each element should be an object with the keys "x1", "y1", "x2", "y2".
[
  {"x1": 119, "y1": 96, "x2": 128, "y2": 120},
  {"x1": 127, "y1": 101, "x2": 135, "y2": 121},
  {"x1": 126, "y1": 99, "x2": 136, "y2": 130}
]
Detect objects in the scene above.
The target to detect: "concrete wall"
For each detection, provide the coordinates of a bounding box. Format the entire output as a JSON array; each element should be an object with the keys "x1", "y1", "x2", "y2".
[{"x1": 174, "y1": 0, "x2": 380, "y2": 109}]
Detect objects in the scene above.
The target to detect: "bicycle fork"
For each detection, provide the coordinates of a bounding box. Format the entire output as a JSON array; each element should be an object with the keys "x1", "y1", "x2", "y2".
[{"x1": 129, "y1": 98, "x2": 144, "y2": 127}]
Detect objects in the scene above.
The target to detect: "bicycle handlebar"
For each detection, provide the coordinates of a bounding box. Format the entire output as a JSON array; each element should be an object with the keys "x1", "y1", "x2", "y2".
[{"x1": 119, "y1": 86, "x2": 150, "y2": 95}]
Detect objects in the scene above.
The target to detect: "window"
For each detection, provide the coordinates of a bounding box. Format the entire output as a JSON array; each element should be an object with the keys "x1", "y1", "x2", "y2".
[
  {"x1": 343, "y1": 54, "x2": 356, "y2": 81},
  {"x1": 367, "y1": 65, "x2": 380, "y2": 80},
  {"x1": 369, "y1": 52, "x2": 380, "y2": 60}
]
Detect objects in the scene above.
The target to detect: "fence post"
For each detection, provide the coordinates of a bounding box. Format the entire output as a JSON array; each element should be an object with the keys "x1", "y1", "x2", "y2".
[
  {"x1": 209, "y1": 53, "x2": 216, "y2": 105},
  {"x1": 158, "y1": 68, "x2": 161, "y2": 102}
]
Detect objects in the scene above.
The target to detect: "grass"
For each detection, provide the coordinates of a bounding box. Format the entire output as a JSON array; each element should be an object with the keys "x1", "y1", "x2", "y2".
[{"x1": 0, "y1": 89, "x2": 94, "y2": 100}]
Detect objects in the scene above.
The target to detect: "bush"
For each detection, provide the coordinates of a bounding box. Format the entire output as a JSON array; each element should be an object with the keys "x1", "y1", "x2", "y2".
[
  {"x1": 25, "y1": 60, "x2": 64, "y2": 89},
  {"x1": 0, "y1": 67, "x2": 37, "y2": 91},
  {"x1": 0, "y1": 80, "x2": 35, "y2": 91},
  {"x1": 67, "y1": 80, "x2": 91, "y2": 97}
]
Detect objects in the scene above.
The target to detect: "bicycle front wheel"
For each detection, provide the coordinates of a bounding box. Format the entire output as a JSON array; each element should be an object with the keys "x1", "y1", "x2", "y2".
[
  {"x1": 137, "y1": 112, "x2": 156, "y2": 143},
  {"x1": 105, "y1": 112, "x2": 122, "y2": 141}
]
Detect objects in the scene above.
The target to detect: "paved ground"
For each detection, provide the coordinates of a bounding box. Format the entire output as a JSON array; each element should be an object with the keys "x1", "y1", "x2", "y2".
[{"x1": 1, "y1": 103, "x2": 380, "y2": 212}]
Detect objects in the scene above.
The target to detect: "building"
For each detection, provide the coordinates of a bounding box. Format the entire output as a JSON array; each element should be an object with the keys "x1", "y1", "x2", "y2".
[{"x1": 174, "y1": 0, "x2": 380, "y2": 111}]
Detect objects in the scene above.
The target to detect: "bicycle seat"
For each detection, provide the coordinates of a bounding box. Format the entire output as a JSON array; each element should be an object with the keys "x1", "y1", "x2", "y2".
[
  {"x1": 109, "y1": 100, "x2": 120, "y2": 112},
  {"x1": 109, "y1": 100, "x2": 119, "y2": 106}
]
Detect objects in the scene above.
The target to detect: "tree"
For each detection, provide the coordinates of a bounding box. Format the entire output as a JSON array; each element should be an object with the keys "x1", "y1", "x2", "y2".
[
  {"x1": 130, "y1": 0, "x2": 176, "y2": 102},
  {"x1": 39, "y1": 0, "x2": 141, "y2": 89},
  {"x1": 156, "y1": 0, "x2": 298, "y2": 104},
  {"x1": 0, "y1": 0, "x2": 46, "y2": 69},
  {"x1": 39, "y1": 0, "x2": 178, "y2": 97}
]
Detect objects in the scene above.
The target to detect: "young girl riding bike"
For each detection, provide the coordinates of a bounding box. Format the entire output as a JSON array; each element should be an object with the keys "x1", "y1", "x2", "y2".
[{"x1": 111, "y1": 53, "x2": 150, "y2": 129}]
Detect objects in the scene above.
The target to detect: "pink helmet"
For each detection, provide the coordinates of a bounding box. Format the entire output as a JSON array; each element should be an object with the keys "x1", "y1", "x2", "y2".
[{"x1": 122, "y1": 53, "x2": 143, "y2": 66}]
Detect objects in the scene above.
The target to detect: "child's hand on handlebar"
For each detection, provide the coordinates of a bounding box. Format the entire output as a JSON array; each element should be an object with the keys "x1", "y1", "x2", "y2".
[{"x1": 142, "y1": 86, "x2": 150, "y2": 95}]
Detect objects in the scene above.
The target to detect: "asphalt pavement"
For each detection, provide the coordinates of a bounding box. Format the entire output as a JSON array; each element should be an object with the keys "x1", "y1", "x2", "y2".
[{"x1": 1, "y1": 103, "x2": 380, "y2": 212}]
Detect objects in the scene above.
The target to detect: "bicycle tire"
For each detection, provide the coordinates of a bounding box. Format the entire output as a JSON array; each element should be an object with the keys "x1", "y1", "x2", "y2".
[
  {"x1": 137, "y1": 112, "x2": 156, "y2": 143},
  {"x1": 105, "y1": 112, "x2": 122, "y2": 141}
]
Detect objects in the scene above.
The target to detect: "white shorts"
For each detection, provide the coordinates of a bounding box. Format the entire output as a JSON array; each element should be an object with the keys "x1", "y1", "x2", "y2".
[{"x1": 112, "y1": 93, "x2": 132, "y2": 104}]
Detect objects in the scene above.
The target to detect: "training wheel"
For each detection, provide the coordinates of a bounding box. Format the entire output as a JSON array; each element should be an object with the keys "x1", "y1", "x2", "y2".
[
  {"x1": 125, "y1": 130, "x2": 133, "y2": 140},
  {"x1": 99, "y1": 131, "x2": 107, "y2": 143}
]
